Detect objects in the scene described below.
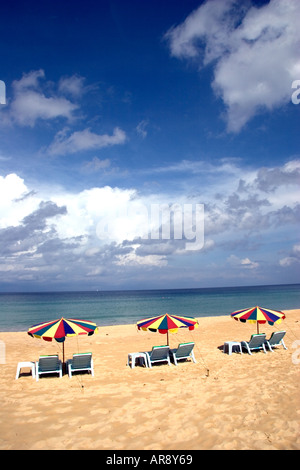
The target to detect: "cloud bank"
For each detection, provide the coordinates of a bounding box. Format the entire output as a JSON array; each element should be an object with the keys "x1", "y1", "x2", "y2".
[{"x1": 0, "y1": 158, "x2": 299, "y2": 289}]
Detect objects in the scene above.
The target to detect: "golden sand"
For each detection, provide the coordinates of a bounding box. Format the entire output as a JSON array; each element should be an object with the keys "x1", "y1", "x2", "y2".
[{"x1": 0, "y1": 309, "x2": 299, "y2": 450}]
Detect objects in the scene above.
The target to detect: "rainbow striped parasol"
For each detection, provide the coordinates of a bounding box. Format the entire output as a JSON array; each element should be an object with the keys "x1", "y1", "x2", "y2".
[
  {"x1": 137, "y1": 313, "x2": 198, "y2": 345},
  {"x1": 231, "y1": 306, "x2": 286, "y2": 334}
]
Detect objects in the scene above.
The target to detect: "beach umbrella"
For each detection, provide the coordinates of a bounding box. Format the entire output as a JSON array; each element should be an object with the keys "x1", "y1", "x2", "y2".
[
  {"x1": 28, "y1": 317, "x2": 98, "y2": 364},
  {"x1": 137, "y1": 313, "x2": 199, "y2": 346},
  {"x1": 231, "y1": 306, "x2": 286, "y2": 334}
]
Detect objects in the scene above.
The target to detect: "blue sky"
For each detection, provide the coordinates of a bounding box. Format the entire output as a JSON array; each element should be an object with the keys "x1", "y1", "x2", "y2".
[{"x1": 0, "y1": 0, "x2": 299, "y2": 291}]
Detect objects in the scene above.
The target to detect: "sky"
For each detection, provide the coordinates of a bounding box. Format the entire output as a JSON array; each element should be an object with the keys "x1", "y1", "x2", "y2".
[{"x1": 0, "y1": 0, "x2": 299, "y2": 292}]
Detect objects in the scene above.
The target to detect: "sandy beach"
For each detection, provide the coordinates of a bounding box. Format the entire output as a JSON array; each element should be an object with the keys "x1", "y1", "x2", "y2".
[{"x1": 0, "y1": 309, "x2": 299, "y2": 450}]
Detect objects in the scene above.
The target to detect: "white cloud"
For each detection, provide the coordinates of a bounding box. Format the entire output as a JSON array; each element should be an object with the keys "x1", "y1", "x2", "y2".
[
  {"x1": 8, "y1": 70, "x2": 78, "y2": 127},
  {"x1": 293, "y1": 244, "x2": 300, "y2": 255},
  {"x1": 47, "y1": 126, "x2": 127, "y2": 156},
  {"x1": 165, "y1": 0, "x2": 300, "y2": 132},
  {"x1": 10, "y1": 91, "x2": 78, "y2": 127},
  {"x1": 58, "y1": 75, "x2": 86, "y2": 97},
  {"x1": 279, "y1": 256, "x2": 297, "y2": 267},
  {"x1": 82, "y1": 157, "x2": 111, "y2": 173},
  {"x1": 1, "y1": 70, "x2": 127, "y2": 161},
  {"x1": 0, "y1": 174, "x2": 39, "y2": 228},
  {"x1": 240, "y1": 257, "x2": 259, "y2": 269},
  {"x1": 0, "y1": 173, "x2": 27, "y2": 205},
  {"x1": 136, "y1": 120, "x2": 149, "y2": 139},
  {"x1": 12, "y1": 69, "x2": 45, "y2": 92},
  {"x1": 115, "y1": 252, "x2": 168, "y2": 267},
  {"x1": 279, "y1": 242, "x2": 300, "y2": 267},
  {"x1": 165, "y1": 0, "x2": 236, "y2": 60},
  {"x1": 228, "y1": 254, "x2": 259, "y2": 269},
  {"x1": 53, "y1": 185, "x2": 138, "y2": 240}
]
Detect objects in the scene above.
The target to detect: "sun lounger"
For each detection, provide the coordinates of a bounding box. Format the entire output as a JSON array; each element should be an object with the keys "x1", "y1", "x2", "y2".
[
  {"x1": 66, "y1": 352, "x2": 94, "y2": 378},
  {"x1": 145, "y1": 345, "x2": 171, "y2": 368},
  {"x1": 241, "y1": 334, "x2": 267, "y2": 355},
  {"x1": 169, "y1": 342, "x2": 196, "y2": 365},
  {"x1": 265, "y1": 331, "x2": 287, "y2": 351},
  {"x1": 36, "y1": 355, "x2": 63, "y2": 381}
]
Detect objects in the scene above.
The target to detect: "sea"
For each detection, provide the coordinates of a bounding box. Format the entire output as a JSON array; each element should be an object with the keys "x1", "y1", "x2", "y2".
[{"x1": 0, "y1": 284, "x2": 299, "y2": 332}]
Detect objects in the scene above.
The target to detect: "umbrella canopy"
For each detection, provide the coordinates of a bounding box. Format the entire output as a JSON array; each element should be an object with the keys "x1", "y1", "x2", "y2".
[
  {"x1": 137, "y1": 313, "x2": 199, "y2": 345},
  {"x1": 28, "y1": 317, "x2": 98, "y2": 363},
  {"x1": 231, "y1": 306, "x2": 286, "y2": 334}
]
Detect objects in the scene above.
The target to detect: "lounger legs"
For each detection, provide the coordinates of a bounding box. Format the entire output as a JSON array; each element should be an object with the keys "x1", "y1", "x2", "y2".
[
  {"x1": 266, "y1": 340, "x2": 288, "y2": 351},
  {"x1": 241, "y1": 342, "x2": 267, "y2": 355},
  {"x1": 191, "y1": 351, "x2": 197, "y2": 363},
  {"x1": 170, "y1": 350, "x2": 197, "y2": 365}
]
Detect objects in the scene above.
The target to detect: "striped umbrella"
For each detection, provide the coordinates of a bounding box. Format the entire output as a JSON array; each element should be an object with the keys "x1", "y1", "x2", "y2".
[
  {"x1": 137, "y1": 313, "x2": 199, "y2": 346},
  {"x1": 28, "y1": 317, "x2": 98, "y2": 364},
  {"x1": 231, "y1": 306, "x2": 286, "y2": 334}
]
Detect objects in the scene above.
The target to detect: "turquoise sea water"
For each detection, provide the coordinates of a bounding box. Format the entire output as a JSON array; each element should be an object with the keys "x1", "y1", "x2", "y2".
[{"x1": 0, "y1": 284, "x2": 299, "y2": 332}]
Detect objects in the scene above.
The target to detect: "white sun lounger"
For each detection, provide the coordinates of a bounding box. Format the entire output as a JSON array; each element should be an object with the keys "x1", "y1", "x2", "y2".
[
  {"x1": 36, "y1": 355, "x2": 63, "y2": 381},
  {"x1": 66, "y1": 353, "x2": 94, "y2": 378},
  {"x1": 169, "y1": 342, "x2": 196, "y2": 365},
  {"x1": 241, "y1": 334, "x2": 267, "y2": 355},
  {"x1": 265, "y1": 331, "x2": 287, "y2": 351},
  {"x1": 145, "y1": 345, "x2": 171, "y2": 368}
]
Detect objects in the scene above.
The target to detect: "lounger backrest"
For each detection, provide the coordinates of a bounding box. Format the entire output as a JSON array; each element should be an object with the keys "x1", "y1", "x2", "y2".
[
  {"x1": 249, "y1": 334, "x2": 266, "y2": 347},
  {"x1": 38, "y1": 355, "x2": 60, "y2": 372},
  {"x1": 72, "y1": 353, "x2": 92, "y2": 369},
  {"x1": 269, "y1": 331, "x2": 286, "y2": 345},
  {"x1": 176, "y1": 342, "x2": 195, "y2": 358},
  {"x1": 150, "y1": 346, "x2": 169, "y2": 360}
]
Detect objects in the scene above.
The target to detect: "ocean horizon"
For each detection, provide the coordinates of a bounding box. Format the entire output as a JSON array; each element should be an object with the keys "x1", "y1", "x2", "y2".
[{"x1": 0, "y1": 283, "x2": 299, "y2": 332}]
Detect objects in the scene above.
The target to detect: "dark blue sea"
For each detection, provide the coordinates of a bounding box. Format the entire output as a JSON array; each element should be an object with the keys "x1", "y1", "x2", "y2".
[{"x1": 0, "y1": 284, "x2": 299, "y2": 332}]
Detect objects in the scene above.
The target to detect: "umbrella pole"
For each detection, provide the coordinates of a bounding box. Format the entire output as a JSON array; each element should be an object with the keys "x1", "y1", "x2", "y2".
[
  {"x1": 257, "y1": 323, "x2": 259, "y2": 335},
  {"x1": 62, "y1": 342, "x2": 66, "y2": 374},
  {"x1": 167, "y1": 330, "x2": 169, "y2": 346}
]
